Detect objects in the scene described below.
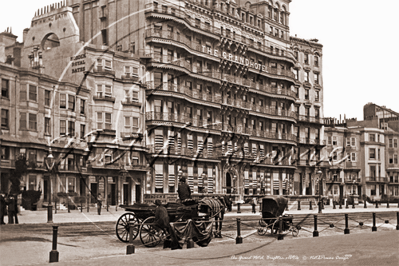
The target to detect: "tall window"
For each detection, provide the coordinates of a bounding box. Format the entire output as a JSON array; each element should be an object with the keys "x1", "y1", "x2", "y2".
[
  {"x1": 29, "y1": 85, "x2": 37, "y2": 101},
  {"x1": 29, "y1": 113, "x2": 37, "y2": 131},
  {"x1": 68, "y1": 95, "x2": 75, "y2": 111},
  {"x1": 105, "y1": 113, "x2": 112, "y2": 129},
  {"x1": 314, "y1": 73, "x2": 319, "y2": 84},
  {"x1": 314, "y1": 56, "x2": 319, "y2": 67},
  {"x1": 60, "y1": 93, "x2": 66, "y2": 108},
  {"x1": 154, "y1": 71, "x2": 162, "y2": 89},
  {"x1": 80, "y1": 124, "x2": 85, "y2": 139},
  {"x1": 60, "y1": 120, "x2": 66, "y2": 135},
  {"x1": 45, "y1": 90, "x2": 51, "y2": 106},
  {"x1": 394, "y1": 139, "x2": 398, "y2": 148},
  {"x1": 370, "y1": 166, "x2": 376, "y2": 179},
  {"x1": 369, "y1": 134, "x2": 375, "y2": 142},
  {"x1": 315, "y1": 90, "x2": 319, "y2": 101},
  {"x1": 304, "y1": 72, "x2": 309, "y2": 82},
  {"x1": 2, "y1": 79, "x2": 9, "y2": 98},
  {"x1": 68, "y1": 121, "x2": 75, "y2": 136},
  {"x1": 80, "y1": 99, "x2": 85, "y2": 115},
  {"x1": 45, "y1": 117, "x2": 51, "y2": 135},
  {"x1": 20, "y1": 112, "x2": 26, "y2": 130},
  {"x1": 1, "y1": 109, "x2": 8, "y2": 129},
  {"x1": 369, "y1": 148, "x2": 375, "y2": 159},
  {"x1": 389, "y1": 139, "x2": 393, "y2": 148},
  {"x1": 304, "y1": 54, "x2": 309, "y2": 64},
  {"x1": 305, "y1": 89, "x2": 309, "y2": 100}
]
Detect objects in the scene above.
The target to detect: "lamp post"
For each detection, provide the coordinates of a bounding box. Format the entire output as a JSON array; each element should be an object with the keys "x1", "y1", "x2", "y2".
[
  {"x1": 316, "y1": 169, "x2": 323, "y2": 214},
  {"x1": 45, "y1": 148, "x2": 55, "y2": 222}
]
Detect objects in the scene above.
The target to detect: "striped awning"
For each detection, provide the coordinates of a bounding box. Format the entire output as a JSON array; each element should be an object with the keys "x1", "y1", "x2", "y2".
[
  {"x1": 155, "y1": 133, "x2": 163, "y2": 151},
  {"x1": 207, "y1": 176, "x2": 213, "y2": 193},
  {"x1": 177, "y1": 133, "x2": 182, "y2": 152},
  {"x1": 168, "y1": 174, "x2": 175, "y2": 186},
  {"x1": 168, "y1": 131, "x2": 175, "y2": 147},
  {"x1": 273, "y1": 180, "x2": 279, "y2": 190},
  {"x1": 187, "y1": 135, "x2": 193, "y2": 150},
  {"x1": 207, "y1": 137, "x2": 213, "y2": 156},
  {"x1": 155, "y1": 173, "x2": 163, "y2": 189}
]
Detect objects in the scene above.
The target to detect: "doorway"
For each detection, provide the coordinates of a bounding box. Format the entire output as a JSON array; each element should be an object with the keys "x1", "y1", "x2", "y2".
[
  {"x1": 123, "y1": 184, "x2": 129, "y2": 205},
  {"x1": 135, "y1": 185, "x2": 141, "y2": 203},
  {"x1": 90, "y1": 183, "x2": 98, "y2": 203},
  {"x1": 110, "y1": 183, "x2": 116, "y2": 205},
  {"x1": 226, "y1": 172, "x2": 232, "y2": 194}
]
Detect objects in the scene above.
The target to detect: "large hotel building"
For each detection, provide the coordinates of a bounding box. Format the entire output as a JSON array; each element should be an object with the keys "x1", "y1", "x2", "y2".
[{"x1": 0, "y1": 0, "x2": 327, "y2": 207}]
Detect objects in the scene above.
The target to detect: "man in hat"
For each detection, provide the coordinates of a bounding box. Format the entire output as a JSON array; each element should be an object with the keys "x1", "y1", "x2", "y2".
[{"x1": 177, "y1": 176, "x2": 191, "y2": 202}]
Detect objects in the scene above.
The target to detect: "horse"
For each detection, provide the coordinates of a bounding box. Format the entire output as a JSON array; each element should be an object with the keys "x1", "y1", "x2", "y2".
[{"x1": 199, "y1": 195, "x2": 232, "y2": 238}]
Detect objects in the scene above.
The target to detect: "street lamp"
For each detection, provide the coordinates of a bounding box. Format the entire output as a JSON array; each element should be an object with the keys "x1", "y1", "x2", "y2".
[
  {"x1": 316, "y1": 169, "x2": 323, "y2": 213},
  {"x1": 45, "y1": 147, "x2": 56, "y2": 222}
]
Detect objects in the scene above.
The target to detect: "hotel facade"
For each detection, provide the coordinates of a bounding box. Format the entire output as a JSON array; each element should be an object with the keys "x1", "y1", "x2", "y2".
[{"x1": 1, "y1": 0, "x2": 327, "y2": 206}]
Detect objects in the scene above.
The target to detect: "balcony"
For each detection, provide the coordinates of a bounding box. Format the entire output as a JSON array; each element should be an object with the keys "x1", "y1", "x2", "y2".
[
  {"x1": 93, "y1": 95, "x2": 115, "y2": 103},
  {"x1": 145, "y1": 3, "x2": 220, "y2": 36},
  {"x1": 298, "y1": 115, "x2": 324, "y2": 124},
  {"x1": 0, "y1": 159, "x2": 15, "y2": 168},
  {"x1": 365, "y1": 177, "x2": 387, "y2": 182}
]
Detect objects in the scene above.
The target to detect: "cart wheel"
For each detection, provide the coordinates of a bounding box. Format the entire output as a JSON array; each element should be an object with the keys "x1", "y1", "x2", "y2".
[
  {"x1": 257, "y1": 227, "x2": 267, "y2": 236},
  {"x1": 140, "y1": 216, "x2": 164, "y2": 248},
  {"x1": 291, "y1": 226, "x2": 299, "y2": 237},
  {"x1": 270, "y1": 222, "x2": 279, "y2": 235},
  {"x1": 116, "y1": 212, "x2": 139, "y2": 243}
]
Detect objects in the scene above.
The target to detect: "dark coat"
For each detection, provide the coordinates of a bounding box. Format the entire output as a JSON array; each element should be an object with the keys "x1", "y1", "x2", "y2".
[
  {"x1": 0, "y1": 195, "x2": 6, "y2": 215},
  {"x1": 154, "y1": 205, "x2": 170, "y2": 231},
  {"x1": 177, "y1": 182, "x2": 191, "y2": 201}
]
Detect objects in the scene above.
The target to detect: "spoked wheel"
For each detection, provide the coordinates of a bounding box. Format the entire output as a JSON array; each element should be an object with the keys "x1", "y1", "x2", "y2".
[
  {"x1": 270, "y1": 222, "x2": 279, "y2": 235},
  {"x1": 291, "y1": 226, "x2": 299, "y2": 237},
  {"x1": 116, "y1": 212, "x2": 140, "y2": 243},
  {"x1": 257, "y1": 219, "x2": 268, "y2": 236},
  {"x1": 140, "y1": 216, "x2": 164, "y2": 248}
]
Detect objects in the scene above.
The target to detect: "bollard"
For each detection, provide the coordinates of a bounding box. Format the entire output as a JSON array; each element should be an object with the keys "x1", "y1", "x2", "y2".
[
  {"x1": 352, "y1": 200, "x2": 355, "y2": 209},
  {"x1": 49, "y1": 226, "x2": 59, "y2": 263},
  {"x1": 339, "y1": 200, "x2": 342, "y2": 209},
  {"x1": 126, "y1": 225, "x2": 135, "y2": 254},
  {"x1": 236, "y1": 218, "x2": 243, "y2": 244},
  {"x1": 364, "y1": 199, "x2": 367, "y2": 208},
  {"x1": 372, "y1": 213, "x2": 377, "y2": 232},
  {"x1": 309, "y1": 201, "x2": 313, "y2": 210},
  {"x1": 297, "y1": 200, "x2": 301, "y2": 211},
  {"x1": 387, "y1": 200, "x2": 390, "y2": 208},
  {"x1": 237, "y1": 203, "x2": 241, "y2": 214},
  {"x1": 97, "y1": 201, "x2": 102, "y2": 215},
  {"x1": 54, "y1": 198, "x2": 57, "y2": 214},
  {"x1": 67, "y1": 198, "x2": 70, "y2": 213},
  {"x1": 313, "y1": 215, "x2": 319, "y2": 237},
  {"x1": 81, "y1": 201, "x2": 83, "y2": 212},
  {"x1": 47, "y1": 205, "x2": 53, "y2": 223},
  {"x1": 278, "y1": 216, "x2": 284, "y2": 240},
  {"x1": 187, "y1": 238, "x2": 195, "y2": 249},
  {"x1": 87, "y1": 197, "x2": 90, "y2": 213},
  {"x1": 375, "y1": 201, "x2": 379, "y2": 208},
  {"x1": 344, "y1": 214, "x2": 350, "y2": 234},
  {"x1": 333, "y1": 201, "x2": 336, "y2": 209},
  {"x1": 345, "y1": 200, "x2": 349, "y2": 209},
  {"x1": 396, "y1": 212, "x2": 399, "y2": 230}
]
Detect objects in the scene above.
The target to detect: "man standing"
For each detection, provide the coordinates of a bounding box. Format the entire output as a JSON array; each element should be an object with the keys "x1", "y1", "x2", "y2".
[
  {"x1": 251, "y1": 197, "x2": 257, "y2": 214},
  {"x1": 0, "y1": 192, "x2": 6, "y2": 224},
  {"x1": 154, "y1": 200, "x2": 181, "y2": 250},
  {"x1": 177, "y1": 177, "x2": 191, "y2": 202},
  {"x1": 7, "y1": 194, "x2": 19, "y2": 224}
]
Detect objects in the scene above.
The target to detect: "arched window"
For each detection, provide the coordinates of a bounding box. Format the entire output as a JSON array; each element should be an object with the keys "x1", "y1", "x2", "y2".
[{"x1": 42, "y1": 33, "x2": 60, "y2": 50}]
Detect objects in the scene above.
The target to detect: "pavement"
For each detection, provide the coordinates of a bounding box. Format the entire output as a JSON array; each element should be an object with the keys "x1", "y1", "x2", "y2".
[
  {"x1": 3, "y1": 229, "x2": 397, "y2": 266},
  {"x1": 2, "y1": 202, "x2": 398, "y2": 225}
]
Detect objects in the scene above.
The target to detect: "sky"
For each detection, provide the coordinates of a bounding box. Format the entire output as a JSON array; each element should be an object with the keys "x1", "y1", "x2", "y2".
[{"x1": 1, "y1": 0, "x2": 398, "y2": 121}]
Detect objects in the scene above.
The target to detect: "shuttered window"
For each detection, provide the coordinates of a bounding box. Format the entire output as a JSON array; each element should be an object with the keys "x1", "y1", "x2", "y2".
[
  {"x1": 155, "y1": 164, "x2": 163, "y2": 189},
  {"x1": 155, "y1": 129, "x2": 163, "y2": 151},
  {"x1": 207, "y1": 168, "x2": 213, "y2": 193},
  {"x1": 168, "y1": 165, "x2": 175, "y2": 190},
  {"x1": 188, "y1": 166, "x2": 194, "y2": 191}
]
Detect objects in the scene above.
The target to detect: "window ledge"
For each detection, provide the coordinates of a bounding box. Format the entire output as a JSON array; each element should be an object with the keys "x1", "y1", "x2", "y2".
[{"x1": 93, "y1": 96, "x2": 115, "y2": 103}]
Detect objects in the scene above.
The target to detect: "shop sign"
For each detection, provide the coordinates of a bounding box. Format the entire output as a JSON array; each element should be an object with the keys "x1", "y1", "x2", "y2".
[
  {"x1": 201, "y1": 46, "x2": 267, "y2": 72},
  {"x1": 143, "y1": 193, "x2": 178, "y2": 204},
  {"x1": 70, "y1": 53, "x2": 86, "y2": 73}
]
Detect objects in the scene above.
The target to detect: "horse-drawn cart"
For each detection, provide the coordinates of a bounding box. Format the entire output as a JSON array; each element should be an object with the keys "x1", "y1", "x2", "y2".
[{"x1": 116, "y1": 197, "x2": 229, "y2": 247}]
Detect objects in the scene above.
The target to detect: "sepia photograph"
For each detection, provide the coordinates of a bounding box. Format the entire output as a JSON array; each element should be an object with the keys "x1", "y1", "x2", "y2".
[{"x1": 0, "y1": 0, "x2": 398, "y2": 265}]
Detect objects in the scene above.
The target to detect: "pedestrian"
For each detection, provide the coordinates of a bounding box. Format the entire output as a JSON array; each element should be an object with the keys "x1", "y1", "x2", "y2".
[
  {"x1": 0, "y1": 192, "x2": 6, "y2": 225},
  {"x1": 7, "y1": 194, "x2": 19, "y2": 224},
  {"x1": 177, "y1": 176, "x2": 191, "y2": 203},
  {"x1": 251, "y1": 197, "x2": 257, "y2": 213}
]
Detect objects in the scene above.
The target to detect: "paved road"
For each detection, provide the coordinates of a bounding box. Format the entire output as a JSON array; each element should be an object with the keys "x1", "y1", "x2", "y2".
[{"x1": 1, "y1": 211, "x2": 398, "y2": 265}]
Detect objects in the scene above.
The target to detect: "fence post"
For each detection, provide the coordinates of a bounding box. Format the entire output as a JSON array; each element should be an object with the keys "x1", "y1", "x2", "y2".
[
  {"x1": 126, "y1": 225, "x2": 135, "y2": 254},
  {"x1": 47, "y1": 205, "x2": 53, "y2": 223},
  {"x1": 237, "y1": 203, "x2": 241, "y2": 214},
  {"x1": 387, "y1": 200, "x2": 390, "y2": 208},
  {"x1": 333, "y1": 201, "x2": 336, "y2": 209},
  {"x1": 54, "y1": 197, "x2": 57, "y2": 214},
  {"x1": 278, "y1": 216, "x2": 284, "y2": 240},
  {"x1": 372, "y1": 213, "x2": 377, "y2": 232},
  {"x1": 236, "y1": 218, "x2": 243, "y2": 244},
  {"x1": 346, "y1": 200, "x2": 349, "y2": 209},
  {"x1": 49, "y1": 226, "x2": 59, "y2": 263},
  {"x1": 313, "y1": 215, "x2": 319, "y2": 237},
  {"x1": 344, "y1": 214, "x2": 350, "y2": 234},
  {"x1": 352, "y1": 200, "x2": 355, "y2": 209},
  {"x1": 364, "y1": 199, "x2": 367, "y2": 208},
  {"x1": 81, "y1": 201, "x2": 83, "y2": 212},
  {"x1": 309, "y1": 201, "x2": 313, "y2": 210},
  {"x1": 339, "y1": 199, "x2": 342, "y2": 209},
  {"x1": 396, "y1": 212, "x2": 399, "y2": 230},
  {"x1": 297, "y1": 200, "x2": 301, "y2": 211},
  {"x1": 87, "y1": 196, "x2": 90, "y2": 212},
  {"x1": 375, "y1": 201, "x2": 379, "y2": 208}
]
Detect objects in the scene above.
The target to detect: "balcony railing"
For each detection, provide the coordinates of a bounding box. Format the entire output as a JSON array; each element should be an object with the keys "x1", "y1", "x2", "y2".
[
  {"x1": 146, "y1": 112, "x2": 222, "y2": 130},
  {"x1": 298, "y1": 115, "x2": 324, "y2": 124},
  {"x1": 365, "y1": 177, "x2": 387, "y2": 182}
]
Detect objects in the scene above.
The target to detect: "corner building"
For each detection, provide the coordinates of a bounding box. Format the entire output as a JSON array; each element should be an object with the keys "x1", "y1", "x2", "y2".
[{"x1": 63, "y1": 0, "x2": 325, "y2": 202}]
